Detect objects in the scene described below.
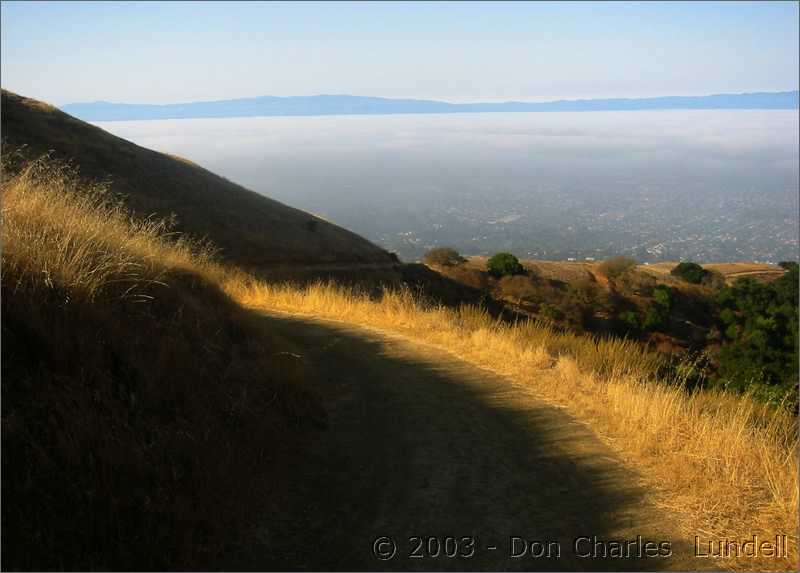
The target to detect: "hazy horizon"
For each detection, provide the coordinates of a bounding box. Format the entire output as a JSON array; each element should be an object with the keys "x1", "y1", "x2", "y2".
[{"x1": 60, "y1": 88, "x2": 800, "y2": 106}]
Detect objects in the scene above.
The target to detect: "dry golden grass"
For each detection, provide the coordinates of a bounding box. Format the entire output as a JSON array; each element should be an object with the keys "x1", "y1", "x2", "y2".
[
  {"x1": 234, "y1": 279, "x2": 799, "y2": 571},
  {"x1": 1, "y1": 156, "x2": 317, "y2": 570},
  {"x1": 2, "y1": 154, "x2": 225, "y2": 300},
  {"x1": 4, "y1": 153, "x2": 796, "y2": 570}
]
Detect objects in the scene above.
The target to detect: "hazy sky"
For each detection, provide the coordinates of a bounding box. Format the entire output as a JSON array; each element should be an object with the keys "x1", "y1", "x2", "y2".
[{"x1": 2, "y1": 1, "x2": 798, "y2": 105}]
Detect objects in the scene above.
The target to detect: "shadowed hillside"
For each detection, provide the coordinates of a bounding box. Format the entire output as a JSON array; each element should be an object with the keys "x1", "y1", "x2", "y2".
[
  {"x1": 1, "y1": 89, "x2": 393, "y2": 269},
  {"x1": 0, "y1": 156, "x2": 327, "y2": 570}
]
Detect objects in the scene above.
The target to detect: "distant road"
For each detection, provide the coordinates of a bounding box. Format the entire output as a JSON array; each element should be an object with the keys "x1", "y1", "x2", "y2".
[
  {"x1": 223, "y1": 311, "x2": 711, "y2": 571},
  {"x1": 62, "y1": 90, "x2": 799, "y2": 121}
]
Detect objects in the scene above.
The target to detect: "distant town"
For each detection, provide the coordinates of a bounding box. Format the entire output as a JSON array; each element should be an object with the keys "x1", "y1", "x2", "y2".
[{"x1": 366, "y1": 182, "x2": 799, "y2": 263}]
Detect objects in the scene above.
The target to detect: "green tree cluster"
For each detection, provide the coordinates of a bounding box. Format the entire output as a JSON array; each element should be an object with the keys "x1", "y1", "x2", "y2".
[
  {"x1": 487, "y1": 252, "x2": 524, "y2": 277},
  {"x1": 643, "y1": 285, "x2": 672, "y2": 331},
  {"x1": 671, "y1": 261, "x2": 709, "y2": 284},
  {"x1": 715, "y1": 262, "x2": 798, "y2": 403}
]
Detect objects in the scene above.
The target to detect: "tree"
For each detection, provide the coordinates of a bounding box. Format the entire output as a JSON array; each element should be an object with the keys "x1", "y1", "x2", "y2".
[
  {"x1": 671, "y1": 261, "x2": 709, "y2": 284},
  {"x1": 714, "y1": 264, "x2": 799, "y2": 403},
  {"x1": 424, "y1": 247, "x2": 465, "y2": 267},
  {"x1": 643, "y1": 285, "x2": 672, "y2": 331},
  {"x1": 487, "y1": 252, "x2": 524, "y2": 277}
]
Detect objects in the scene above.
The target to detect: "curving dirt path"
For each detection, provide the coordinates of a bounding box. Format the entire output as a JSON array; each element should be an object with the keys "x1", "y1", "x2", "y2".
[{"x1": 226, "y1": 312, "x2": 710, "y2": 571}]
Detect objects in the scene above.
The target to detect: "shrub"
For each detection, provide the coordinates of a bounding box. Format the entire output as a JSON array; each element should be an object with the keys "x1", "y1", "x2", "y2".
[
  {"x1": 642, "y1": 306, "x2": 665, "y2": 331},
  {"x1": 538, "y1": 302, "x2": 564, "y2": 323},
  {"x1": 487, "y1": 252, "x2": 524, "y2": 277},
  {"x1": 599, "y1": 256, "x2": 637, "y2": 280},
  {"x1": 652, "y1": 284, "x2": 672, "y2": 309},
  {"x1": 671, "y1": 261, "x2": 709, "y2": 284},
  {"x1": 424, "y1": 247, "x2": 465, "y2": 267},
  {"x1": 618, "y1": 310, "x2": 641, "y2": 332}
]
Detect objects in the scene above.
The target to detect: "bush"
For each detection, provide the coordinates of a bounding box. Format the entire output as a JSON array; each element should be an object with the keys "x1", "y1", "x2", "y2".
[
  {"x1": 424, "y1": 247, "x2": 465, "y2": 267},
  {"x1": 487, "y1": 252, "x2": 524, "y2": 277},
  {"x1": 538, "y1": 303, "x2": 564, "y2": 323},
  {"x1": 652, "y1": 284, "x2": 672, "y2": 309},
  {"x1": 671, "y1": 261, "x2": 709, "y2": 284},
  {"x1": 599, "y1": 256, "x2": 637, "y2": 280},
  {"x1": 641, "y1": 306, "x2": 664, "y2": 331},
  {"x1": 618, "y1": 310, "x2": 641, "y2": 332}
]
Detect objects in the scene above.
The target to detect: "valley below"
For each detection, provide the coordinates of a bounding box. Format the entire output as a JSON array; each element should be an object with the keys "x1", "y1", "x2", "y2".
[{"x1": 94, "y1": 109, "x2": 800, "y2": 264}]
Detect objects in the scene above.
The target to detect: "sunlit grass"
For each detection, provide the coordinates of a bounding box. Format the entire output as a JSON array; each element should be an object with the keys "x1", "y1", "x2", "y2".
[
  {"x1": 3, "y1": 153, "x2": 796, "y2": 571},
  {"x1": 234, "y1": 279, "x2": 799, "y2": 571}
]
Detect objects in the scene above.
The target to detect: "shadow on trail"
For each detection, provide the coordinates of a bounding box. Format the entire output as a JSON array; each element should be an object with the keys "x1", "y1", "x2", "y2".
[{"x1": 223, "y1": 313, "x2": 695, "y2": 572}]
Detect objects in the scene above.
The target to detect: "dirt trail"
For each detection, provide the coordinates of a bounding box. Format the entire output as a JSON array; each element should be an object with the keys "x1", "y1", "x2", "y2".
[{"x1": 226, "y1": 312, "x2": 711, "y2": 571}]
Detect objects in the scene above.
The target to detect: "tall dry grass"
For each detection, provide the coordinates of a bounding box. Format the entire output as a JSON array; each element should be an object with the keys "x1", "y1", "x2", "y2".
[
  {"x1": 1, "y1": 156, "x2": 317, "y2": 570},
  {"x1": 2, "y1": 154, "x2": 229, "y2": 300},
  {"x1": 4, "y1": 153, "x2": 796, "y2": 570},
  {"x1": 233, "y1": 280, "x2": 799, "y2": 571}
]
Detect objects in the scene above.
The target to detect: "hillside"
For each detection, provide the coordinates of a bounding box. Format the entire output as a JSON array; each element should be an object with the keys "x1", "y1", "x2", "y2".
[
  {"x1": 428, "y1": 252, "x2": 798, "y2": 404},
  {"x1": 1, "y1": 90, "x2": 393, "y2": 269},
  {"x1": 0, "y1": 156, "x2": 328, "y2": 569}
]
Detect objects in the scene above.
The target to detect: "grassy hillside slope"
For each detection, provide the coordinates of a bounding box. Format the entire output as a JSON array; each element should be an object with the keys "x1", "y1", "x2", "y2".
[
  {"x1": 1, "y1": 157, "x2": 324, "y2": 570},
  {"x1": 1, "y1": 89, "x2": 392, "y2": 268}
]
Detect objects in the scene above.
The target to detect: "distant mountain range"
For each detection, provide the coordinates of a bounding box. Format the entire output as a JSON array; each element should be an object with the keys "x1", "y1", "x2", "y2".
[{"x1": 61, "y1": 90, "x2": 799, "y2": 121}]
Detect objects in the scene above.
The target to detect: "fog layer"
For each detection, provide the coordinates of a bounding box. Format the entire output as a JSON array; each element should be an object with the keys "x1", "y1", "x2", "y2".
[{"x1": 96, "y1": 110, "x2": 799, "y2": 262}]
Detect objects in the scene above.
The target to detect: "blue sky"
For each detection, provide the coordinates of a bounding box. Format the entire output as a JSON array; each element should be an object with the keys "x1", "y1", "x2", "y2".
[{"x1": 1, "y1": 1, "x2": 798, "y2": 105}]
